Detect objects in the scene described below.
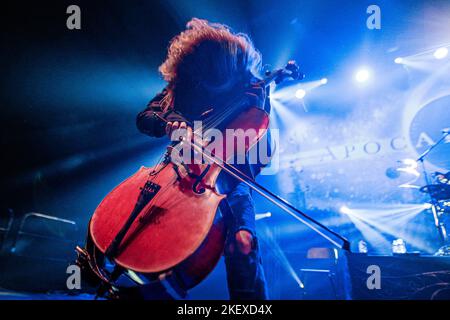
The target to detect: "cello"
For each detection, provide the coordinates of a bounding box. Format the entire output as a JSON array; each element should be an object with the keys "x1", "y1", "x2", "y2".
[{"x1": 76, "y1": 61, "x2": 349, "y2": 298}]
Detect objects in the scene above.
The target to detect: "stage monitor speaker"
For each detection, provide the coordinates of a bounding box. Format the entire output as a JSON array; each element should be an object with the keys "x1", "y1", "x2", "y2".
[
  {"x1": 346, "y1": 253, "x2": 450, "y2": 300},
  {"x1": 0, "y1": 212, "x2": 79, "y2": 292}
]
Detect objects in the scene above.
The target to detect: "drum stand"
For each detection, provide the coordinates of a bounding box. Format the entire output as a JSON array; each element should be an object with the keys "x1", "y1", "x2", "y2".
[{"x1": 416, "y1": 130, "x2": 450, "y2": 255}]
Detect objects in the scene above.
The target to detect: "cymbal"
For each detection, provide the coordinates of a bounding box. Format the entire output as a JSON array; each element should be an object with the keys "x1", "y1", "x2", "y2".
[
  {"x1": 435, "y1": 171, "x2": 450, "y2": 185},
  {"x1": 420, "y1": 184, "x2": 450, "y2": 200}
]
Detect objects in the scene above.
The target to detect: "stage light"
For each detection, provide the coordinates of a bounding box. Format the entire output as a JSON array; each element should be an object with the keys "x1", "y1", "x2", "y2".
[
  {"x1": 355, "y1": 68, "x2": 370, "y2": 83},
  {"x1": 396, "y1": 159, "x2": 420, "y2": 182},
  {"x1": 423, "y1": 203, "x2": 432, "y2": 209},
  {"x1": 340, "y1": 205, "x2": 352, "y2": 215},
  {"x1": 320, "y1": 78, "x2": 328, "y2": 85},
  {"x1": 392, "y1": 238, "x2": 407, "y2": 254},
  {"x1": 401, "y1": 158, "x2": 418, "y2": 168},
  {"x1": 394, "y1": 57, "x2": 403, "y2": 64},
  {"x1": 358, "y1": 240, "x2": 368, "y2": 253},
  {"x1": 295, "y1": 89, "x2": 306, "y2": 99},
  {"x1": 434, "y1": 47, "x2": 448, "y2": 59},
  {"x1": 256, "y1": 212, "x2": 272, "y2": 220}
]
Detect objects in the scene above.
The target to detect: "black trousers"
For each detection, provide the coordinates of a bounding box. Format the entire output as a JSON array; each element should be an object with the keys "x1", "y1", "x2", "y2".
[{"x1": 220, "y1": 184, "x2": 269, "y2": 300}]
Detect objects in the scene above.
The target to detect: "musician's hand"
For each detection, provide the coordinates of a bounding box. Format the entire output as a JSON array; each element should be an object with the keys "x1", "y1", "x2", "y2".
[
  {"x1": 244, "y1": 82, "x2": 266, "y2": 110},
  {"x1": 165, "y1": 121, "x2": 180, "y2": 137},
  {"x1": 166, "y1": 121, "x2": 193, "y2": 142},
  {"x1": 234, "y1": 230, "x2": 254, "y2": 255}
]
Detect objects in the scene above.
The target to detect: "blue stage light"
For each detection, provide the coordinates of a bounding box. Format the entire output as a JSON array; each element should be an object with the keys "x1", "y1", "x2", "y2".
[
  {"x1": 295, "y1": 88, "x2": 306, "y2": 99},
  {"x1": 340, "y1": 205, "x2": 352, "y2": 214},
  {"x1": 355, "y1": 68, "x2": 370, "y2": 83},
  {"x1": 434, "y1": 47, "x2": 448, "y2": 59},
  {"x1": 423, "y1": 203, "x2": 432, "y2": 209}
]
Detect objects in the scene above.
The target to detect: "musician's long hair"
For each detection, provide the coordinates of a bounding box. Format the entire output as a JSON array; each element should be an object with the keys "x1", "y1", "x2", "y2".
[{"x1": 158, "y1": 18, "x2": 262, "y2": 113}]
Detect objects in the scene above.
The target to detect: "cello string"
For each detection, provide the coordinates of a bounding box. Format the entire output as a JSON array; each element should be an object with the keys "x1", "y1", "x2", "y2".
[
  {"x1": 195, "y1": 93, "x2": 246, "y2": 134},
  {"x1": 152, "y1": 94, "x2": 262, "y2": 190},
  {"x1": 138, "y1": 74, "x2": 274, "y2": 226},
  {"x1": 197, "y1": 78, "x2": 269, "y2": 133}
]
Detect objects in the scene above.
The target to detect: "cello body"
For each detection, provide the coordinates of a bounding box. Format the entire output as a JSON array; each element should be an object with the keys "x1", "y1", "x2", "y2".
[{"x1": 88, "y1": 107, "x2": 270, "y2": 289}]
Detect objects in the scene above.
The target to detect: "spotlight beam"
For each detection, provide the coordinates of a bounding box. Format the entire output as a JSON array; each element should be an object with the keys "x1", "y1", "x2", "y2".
[
  {"x1": 260, "y1": 225, "x2": 305, "y2": 289},
  {"x1": 342, "y1": 205, "x2": 431, "y2": 251}
]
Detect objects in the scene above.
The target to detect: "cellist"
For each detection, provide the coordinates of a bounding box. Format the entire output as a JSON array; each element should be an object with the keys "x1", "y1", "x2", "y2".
[{"x1": 136, "y1": 18, "x2": 272, "y2": 300}]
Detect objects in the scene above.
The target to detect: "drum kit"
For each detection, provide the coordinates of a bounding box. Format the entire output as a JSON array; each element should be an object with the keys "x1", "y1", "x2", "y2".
[
  {"x1": 416, "y1": 130, "x2": 450, "y2": 255},
  {"x1": 419, "y1": 171, "x2": 450, "y2": 255},
  {"x1": 420, "y1": 172, "x2": 450, "y2": 203}
]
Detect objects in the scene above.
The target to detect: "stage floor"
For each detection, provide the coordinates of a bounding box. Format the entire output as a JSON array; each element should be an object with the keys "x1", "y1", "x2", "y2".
[{"x1": 0, "y1": 288, "x2": 97, "y2": 300}]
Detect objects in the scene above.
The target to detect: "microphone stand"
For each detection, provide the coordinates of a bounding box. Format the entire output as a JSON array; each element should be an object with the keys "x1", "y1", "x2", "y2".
[{"x1": 416, "y1": 131, "x2": 450, "y2": 255}]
